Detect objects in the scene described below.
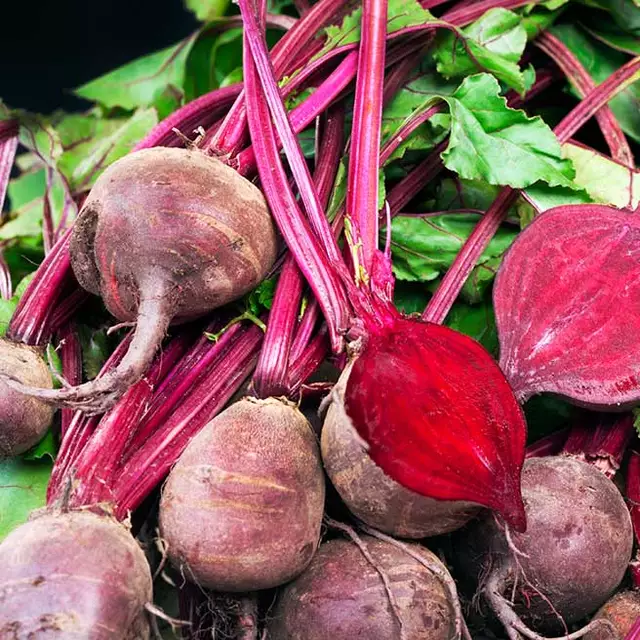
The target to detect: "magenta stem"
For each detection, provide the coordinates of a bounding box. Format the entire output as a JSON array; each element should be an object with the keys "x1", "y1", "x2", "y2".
[
  {"x1": 47, "y1": 335, "x2": 132, "y2": 502},
  {"x1": 585, "y1": 414, "x2": 634, "y2": 478},
  {"x1": 7, "y1": 228, "x2": 75, "y2": 346},
  {"x1": 48, "y1": 288, "x2": 90, "y2": 334},
  {"x1": 242, "y1": 8, "x2": 351, "y2": 352},
  {"x1": 525, "y1": 429, "x2": 570, "y2": 459},
  {"x1": 423, "y1": 56, "x2": 640, "y2": 325},
  {"x1": 627, "y1": 451, "x2": 640, "y2": 589},
  {"x1": 252, "y1": 106, "x2": 344, "y2": 398},
  {"x1": 67, "y1": 332, "x2": 191, "y2": 508},
  {"x1": 625, "y1": 617, "x2": 640, "y2": 640},
  {"x1": 112, "y1": 322, "x2": 263, "y2": 518},
  {"x1": 0, "y1": 119, "x2": 18, "y2": 214},
  {"x1": 535, "y1": 31, "x2": 634, "y2": 167},
  {"x1": 347, "y1": 0, "x2": 388, "y2": 276},
  {"x1": 58, "y1": 324, "x2": 83, "y2": 438},
  {"x1": 287, "y1": 327, "x2": 329, "y2": 396}
]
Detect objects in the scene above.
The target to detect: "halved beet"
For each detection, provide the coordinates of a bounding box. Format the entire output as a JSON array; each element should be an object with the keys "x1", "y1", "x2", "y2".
[
  {"x1": 494, "y1": 204, "x2": 640, "y2": 409},
  {"x1": 332, "y1": 315, "x2": 528, "y2": 531}
]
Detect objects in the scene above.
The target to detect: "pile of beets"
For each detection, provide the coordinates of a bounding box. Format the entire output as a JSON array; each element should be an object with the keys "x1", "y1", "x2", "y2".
[{"x1": 1, "y1": 0, "x2": 640, "y2": 637}]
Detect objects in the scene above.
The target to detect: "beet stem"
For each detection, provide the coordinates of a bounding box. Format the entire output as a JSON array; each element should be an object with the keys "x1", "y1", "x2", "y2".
[
  {"x1": 535, "y1": 31, "x2": 634, "y2": 167},
  {"x1": 0, "y1": 119, "x2": 18, "y2": 214},
  {"x1": 423, "y1": 56, "x2": 640, "y2": 325},
  {"x1": 525, "y1": 429, "x2": 569, "y2": 459},
  {"x1": 58, "y1": 323, "x2": 82, "y2": 437}
]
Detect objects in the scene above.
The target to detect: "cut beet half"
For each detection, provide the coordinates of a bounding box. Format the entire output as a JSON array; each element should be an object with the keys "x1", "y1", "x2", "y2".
[
  {"x1": 494, "y1": 204, "x2": 640, "y2": 409},
  {"x1": 342, "y1": 316, "x2": 528, "y2": 531}
]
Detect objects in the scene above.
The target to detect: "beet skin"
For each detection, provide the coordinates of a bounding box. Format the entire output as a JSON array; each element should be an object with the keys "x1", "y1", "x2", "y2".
[
  {"x1": 160, "y1": 397, "x2": 325, "y2": 591},
  {"x1": 0, "y1": 340, "x2": 53, "y2": 458},
  {"x1": 322, "y1": 361, "x2": 479, "y2": 538},
  {"x1": 266, "y1": 536, "x2": 456, "y2": 639},
  {"x1": 0, "y1": 510, "x2": 152, "y2": 638},
  {"x1": 457, "y1": 456, "x2": 633, "y2": 634}
]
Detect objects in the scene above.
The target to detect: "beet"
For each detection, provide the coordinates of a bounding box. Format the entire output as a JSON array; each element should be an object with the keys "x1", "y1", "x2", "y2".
[
  {"x1": 321, "y1": 361, "x2": 480, "y2": 538},
  {"x1": 265, "y1": 536, "x2": 457, "y2": 639},
  {"x1": 0, "y1": 339, "x2": 54, "y2": 458},
  {"x1": 457, "y1": 456, "x2": 633, "y2": 636},
  {"x1": 584, "y1": 591, "x2": 640, "y2": 640},
  {"x1": 160, "y1": 397, "x2": 325, "y2": 591},
  {"x1": 10, "y1": 147, "x2": 277, "y2": 413},
  {"x1": 326, "y1": 315, "x2": 527, "y2": 531},
  {"x1": 0, "y1": 510, "x2": 152, "y2": 638},
  {"x1": 494, "y1": 204, "x2": 640, "y2": 408}
]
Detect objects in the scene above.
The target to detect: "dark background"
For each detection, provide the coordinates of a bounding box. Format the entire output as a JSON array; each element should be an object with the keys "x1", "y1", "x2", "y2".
[{"x1": 1, "y1": 0, "x2": 198, "y2": 113}]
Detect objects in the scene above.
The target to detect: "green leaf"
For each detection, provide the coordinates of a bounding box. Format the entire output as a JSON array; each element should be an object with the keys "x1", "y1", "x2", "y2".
[
  {"x1": 184, "y1": 0, "x2": 231, "y2": 21},
  {"x1": 581, "y1": 0, "x2": 640, "y2": 35},
  {"x1": 246, "y1": 277, "x2": 278, "y2": 316},
  {"x1": 311, "y1": 0, "x2": 437, "y2": 63},
  {"x1": 75, "y1": 32, "x2": 201, "y2": 110},
  {"x1": 434, "y1": 9, "x2": 528, "y2": 93},
  {"x1": 59, "y1": 109, "x2": 158, "y2": 191},
  {"x1": 441, "y1": 74, "x2": 577, "y2": 189},
  {"x1": 581, "y1": 13, "x2": 640, "y2": 54},
  {"x1": 22, "y1": 430, "x2": 57, "y2": 462},
  {"x1": 0, "y1": 459, "x2": 51, "y2": 541},
  {"x1": 6, "y1": 168, "x2": 46, "y2": 211},
  {"x1": 446, "y1": 299, "x2": 498, "y2": 354},
  {"x1": 393, "y1": 281, "x2": 431, "y2": 314},
  {"x1": 78, "y1": 326, "x2": 111, "y2": 381},
  {"x1": 388, "y1": 212, "x2": 518, "y2": 300},
  {"x1": 0, "y1": 299, "x2": 17, "y2": 337},
  {"x1": 551, "y1": 23, "x2": 640, "y2": 141}
]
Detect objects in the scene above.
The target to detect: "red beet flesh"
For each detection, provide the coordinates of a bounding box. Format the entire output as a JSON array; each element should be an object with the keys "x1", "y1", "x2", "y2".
[
  {"x1": 8, "y1": 147, "x2": 277, "y2": 413},
  {"x1": 266, "y1": 536, "x2": 456, "y2": 639},
  {"x1": 495, "y1": 204, "x2": 640, "y2": 408},
  {"x1": 342, "y1": 316, "x2": 527, "y2": 531},
  {"x1": 0, "y1": 510, "x2": 152, "y2": 638},
  {"x1": 457, "y1": 456, "x2": 633, "y2": 635}
]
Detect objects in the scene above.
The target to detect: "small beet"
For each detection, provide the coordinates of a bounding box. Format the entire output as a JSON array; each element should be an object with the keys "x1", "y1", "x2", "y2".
[
  {"x1": 265, "y1": 536, "x2": 457, "y2": 640},
  {"x1": 160, "y1": 397, "x2": 325, "y2": 591},
  {"x1": 321, "y1": 361, "x2": 480, "y2": 538},
  {"x1": 584, "y1": 591, "x2": 640, "y2": 640},
  {"x1": 0, "y1": 510, "x2": 152, "y2": 638},
  {"x1": 8, "y1": 147, "x2": 277, "y2": 413},
  {"x1": 494, "y1": 204, "x2": 640, "y2": 408},
  {"x1": 0, "y1": 339, "x2": 54, "y2": 458},
  {"x1": 330, "y1": 316, "x2": 527, "y2": 531},
  {"x1": 456, "y1": 456, "x2": 633, "y2": 636}
]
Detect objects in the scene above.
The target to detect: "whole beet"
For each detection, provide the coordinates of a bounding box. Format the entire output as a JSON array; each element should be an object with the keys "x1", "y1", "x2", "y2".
[
  {"x1": 0, "y1": 510, "x2": 152, "y2": 638},
  {"x1": 9, "y1": 147, "x2": 277, "y2": 413},
  {"x1": 456, "y1": 456, "x2": 633, "y2": 635},
  {"x1": 322, "y1": 362, "x2": 480, "y2": 538},
  {"x1": 266, "y1": 536, "x2": 456, "y2": 640},
  {"x1": 160, "y1": 397, "x2": 325, "y2": 591},
  {"x1": 584, "y1": 591, "x2": 640, "y2": 640},
  {"x1": 0, "y1": 340, "x2": 54, "y2": 458}
]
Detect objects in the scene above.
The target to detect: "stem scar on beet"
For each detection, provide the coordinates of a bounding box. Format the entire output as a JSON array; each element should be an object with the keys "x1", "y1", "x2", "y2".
[
  {"x1": 3, "y1": 147, "x2": 278, "y2": 414},
  {"x1": 494, "y1": 204, "x2": 640, "y2": 409}
]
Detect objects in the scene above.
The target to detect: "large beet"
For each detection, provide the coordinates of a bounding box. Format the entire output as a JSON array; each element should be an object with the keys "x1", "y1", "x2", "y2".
[
  {"x1": 9, "y1": 147, "x2": 277, "y2": 413},
  {"x1": 324, "y1": 316, "x2": 527, "y2": 531},
  {"x1": 266, "y1": 536, "x2": 457, "y2": 639},
  {"x1": 321, "y1": 361, "x2": 480, "y2": 538},
  {"x1": 456, "y1": 456, "x2": 633, "y2": 635},
  {"x1": 160, "y1": 397, "x2": 325, "y2": 591},
  {"x1": 0, "y1": 510, "x2": 152, "y2": 638},
  {"x1": 0, "y1": 340, "x2": 54, "y2": 458}
]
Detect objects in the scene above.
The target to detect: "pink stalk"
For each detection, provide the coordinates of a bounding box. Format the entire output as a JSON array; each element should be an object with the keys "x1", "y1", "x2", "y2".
[
  {"x1": 67, "y1": 332, "x2": 192, "y2": 507},
  {"x1": 585, "y1": 414, "x2": 634, "y2": 478},
  {"x1": 625, "y1": 618, "x2": 640, "y2": 640},
  {"x1": 525, "y1": 429, "x2": 569, "y2": 459},
  {"x1": 0, "y1": 251, "x2": 12, "y2": 300},
  {"x1": 347, "y1": 0, "x2": 388, "y2": 276},
  {"x1": 58, "y1": 324, "x2": 82, "y2": 437},
  {"x1": 287, "y1": 327, "x2": 330, "y2": 396},
  {"x1": 235, "y1": 56, "x2": 353, "y2": 176},
  {"x1": 47, "y1": 335, "x2": 132, "y2": 501},
  {"x1": 242, "y1": 3, "x2": 351, "y2": 352},
  {"x1": 7, "y1": 229, "x2": 75, "y2": 346},
  {"x1": 0, "y1": 119, "x2": 19, "y2": 214},
  {"x1": 134, "y1": 84, "x2": 242, "y2": 150},
  {"x1": 535, "y1": 31, "x2": 634, "y2": 167},
  {"x1": 112, "y1": 321, "x2": 263, "y2": 518},
  {"x1": 423, "y1": 56, "x2": 640, "y2": 325},
  {"x1": 48, "y1": 288, "x2": 90, "y2": 334},
  {"x1": 252, "y1": 106, "x2": 344, "y2": 398},
  {"x1": 208, "y1": 0, "x2": 347, "y2": 157}
]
